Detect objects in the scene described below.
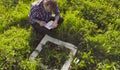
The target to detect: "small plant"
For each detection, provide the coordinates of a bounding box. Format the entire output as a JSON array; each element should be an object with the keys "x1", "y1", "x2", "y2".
[{"x1": 37, "y1": 41, "x2": 70, "y2": 69}]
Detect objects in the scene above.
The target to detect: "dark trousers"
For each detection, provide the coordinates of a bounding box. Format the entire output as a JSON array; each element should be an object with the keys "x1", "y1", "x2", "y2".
[{"x1": 31, "y1": 17, "x2": 64, "y2": 34}]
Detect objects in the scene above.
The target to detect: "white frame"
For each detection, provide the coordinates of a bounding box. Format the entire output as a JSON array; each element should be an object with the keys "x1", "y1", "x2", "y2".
[{"x1": 29, "y1": 34, "x2": 77, "y2": 70}]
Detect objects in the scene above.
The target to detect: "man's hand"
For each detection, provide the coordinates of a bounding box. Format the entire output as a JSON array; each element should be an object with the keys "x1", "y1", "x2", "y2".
[
  {"x1": 34, "y1": 19, "x2": 46, "y2": 26},
  {"x1": 50, "y1": 20, "x2": 58, "y2": 29},
  {"x1": 39, "y1": 21, "x2": 46, "y2": 26}
]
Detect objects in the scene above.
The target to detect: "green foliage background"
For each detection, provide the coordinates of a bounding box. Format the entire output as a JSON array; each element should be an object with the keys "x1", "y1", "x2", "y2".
[{"x1": 0, "y1": 0, "x2": 120, "y2": 70}]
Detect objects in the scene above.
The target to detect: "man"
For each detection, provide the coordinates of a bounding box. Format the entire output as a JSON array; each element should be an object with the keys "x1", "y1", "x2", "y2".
[{"x1": 29, "y1": 0, "x2": 64, "y2": 34}]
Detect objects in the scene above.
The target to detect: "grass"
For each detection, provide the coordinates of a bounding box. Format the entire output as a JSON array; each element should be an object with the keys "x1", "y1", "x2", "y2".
[
  {"x1": 0, "y1": 0, "x2": 120, "y2": 70},
  {"x1": 0, "y1": 0, "x2": 43, "y2": 69}
]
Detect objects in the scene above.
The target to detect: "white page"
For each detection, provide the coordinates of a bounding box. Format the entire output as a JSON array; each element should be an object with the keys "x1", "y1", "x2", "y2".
[{"x1": 44, "y1": 21, "x2": 53, "y2": 30}]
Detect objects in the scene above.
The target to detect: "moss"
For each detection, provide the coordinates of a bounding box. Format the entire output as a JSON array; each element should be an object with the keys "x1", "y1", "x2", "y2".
[{"x1": 38, "y1": 41, "x2": 70, "y2": 69}]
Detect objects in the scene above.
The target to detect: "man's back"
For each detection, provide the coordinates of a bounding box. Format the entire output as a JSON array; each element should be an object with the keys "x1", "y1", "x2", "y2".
[
  {"x1": 29, "y1": 0, "x2": 52, "y2": 24},
  {"x1": 29, "y1": 0, "x2": 63, "y2": 34}
]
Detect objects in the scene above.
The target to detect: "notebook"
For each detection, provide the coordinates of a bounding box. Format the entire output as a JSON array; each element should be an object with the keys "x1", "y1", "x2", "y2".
[{"x1": 44, "y1": 20, "x2": 54, "y2": 30}]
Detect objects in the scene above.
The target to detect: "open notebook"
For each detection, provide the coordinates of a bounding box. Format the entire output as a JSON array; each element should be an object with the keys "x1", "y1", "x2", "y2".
[{"x1": 44, "y1": 20, "x2": 54, "y2": 30}]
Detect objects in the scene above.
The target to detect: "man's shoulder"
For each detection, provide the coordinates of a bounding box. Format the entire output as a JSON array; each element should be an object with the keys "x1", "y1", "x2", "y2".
[
  {"x1": 31, "y1": 1, "x2": 43, "y2": 9},
  {"x1": 31, "y1": 0, "x2": 43, "y2": 7},
  {"x1": 31, "y1": 2, "x2": 39, "y2": 7}
]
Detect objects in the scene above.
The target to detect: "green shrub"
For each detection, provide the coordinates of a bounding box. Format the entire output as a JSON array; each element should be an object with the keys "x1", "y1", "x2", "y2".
[
  {"x1": 0, "y1": 27, "x2": 32, "y2": 69},
  {"x1": 0, "y1": 0, "x2": 120, "y2": 70}
]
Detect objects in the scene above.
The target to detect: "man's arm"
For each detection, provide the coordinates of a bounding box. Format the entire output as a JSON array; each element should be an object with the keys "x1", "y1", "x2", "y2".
[
  {"x1": 54, "y1": 5, "x2": 60, "y2": 22},
  {"x1": 50, "y1": 4, "x2": 60, "y2": 29},
  {"x1": 30, "y1": 6, "x2": 46, "y2": 26},
  {"x1": 33, "y1": 19, "x2": 46, "y2": 26}
]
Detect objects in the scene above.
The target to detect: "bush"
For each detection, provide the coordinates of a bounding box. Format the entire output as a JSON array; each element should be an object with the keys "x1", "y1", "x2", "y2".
[{"x1": 0, "y1": 0, "x2": 120, "y2": 70}]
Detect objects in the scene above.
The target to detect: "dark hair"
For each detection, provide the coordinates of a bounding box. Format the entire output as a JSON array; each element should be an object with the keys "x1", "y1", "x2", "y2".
[{"x1": 45, "y1": 0, "x2": 57, "y2": 11}]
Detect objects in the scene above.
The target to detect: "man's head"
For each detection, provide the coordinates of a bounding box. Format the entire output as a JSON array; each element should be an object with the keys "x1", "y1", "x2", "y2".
[{"x1": 43, "y1": 0, "x2": 57, "y2": 12}]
